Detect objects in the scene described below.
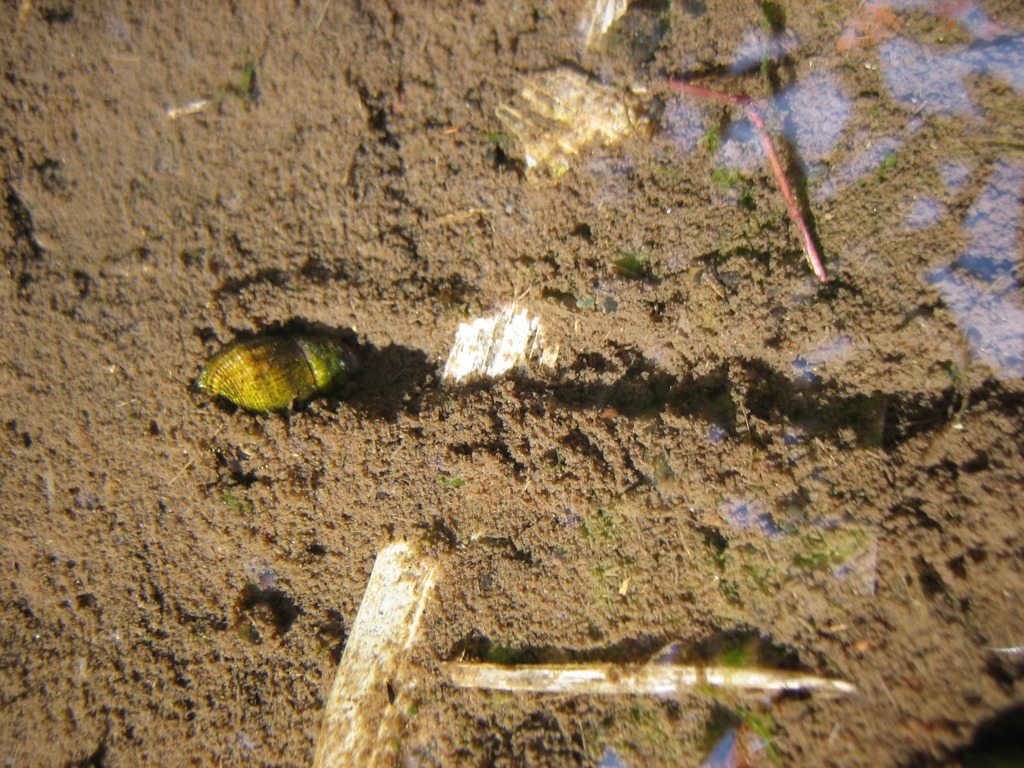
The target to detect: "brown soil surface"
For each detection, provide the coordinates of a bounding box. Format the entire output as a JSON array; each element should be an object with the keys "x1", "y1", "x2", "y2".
[{"x1": 2, "y1": 2, "x2": 1022, "y2": 766}]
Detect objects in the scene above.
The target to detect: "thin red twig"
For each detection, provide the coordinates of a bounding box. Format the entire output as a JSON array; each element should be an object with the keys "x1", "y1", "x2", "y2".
[{"x1": 663, "y1": 78, "x2": 829, "y2": 283}]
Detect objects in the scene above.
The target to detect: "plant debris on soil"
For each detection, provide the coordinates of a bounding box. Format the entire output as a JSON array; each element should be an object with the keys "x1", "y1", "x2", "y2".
[{"x1": 1, "y1": 1, "x2": 1023, "y2": 767}]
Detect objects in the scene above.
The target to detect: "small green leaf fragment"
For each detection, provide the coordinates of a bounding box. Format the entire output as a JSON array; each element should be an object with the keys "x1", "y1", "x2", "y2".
[
  {"x1": 877, "y1": 150, "x2": 898, "y2": 178},
  {"x1": 711, "y1": 166, "x2": 743, "y2": 188},
  {"x1": 222, "y1": 491, "x2": 253, "y2": 515},
  {"x1": 612, "y1": 251, "x2": 651, "y2": 279},
  {"x1": 719, "y1": 643, "x2": 750, "y2": 668},
  {"x1": 698, "y1": 125, "x2": 721, "y2": 154}
]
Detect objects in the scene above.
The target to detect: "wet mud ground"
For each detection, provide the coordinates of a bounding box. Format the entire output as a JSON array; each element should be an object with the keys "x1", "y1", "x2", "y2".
[{"x1": 1, "y1": 1, "x2": 1023, "y2": 766}]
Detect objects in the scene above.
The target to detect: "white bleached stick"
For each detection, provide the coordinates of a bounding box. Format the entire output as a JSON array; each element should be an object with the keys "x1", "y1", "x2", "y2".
[
  {"x1": 445, "y1": 662, "x2": 856, "y2": 698},
  {"x1": 313, "y1": 543, "x2": 437, "y2": 768}
]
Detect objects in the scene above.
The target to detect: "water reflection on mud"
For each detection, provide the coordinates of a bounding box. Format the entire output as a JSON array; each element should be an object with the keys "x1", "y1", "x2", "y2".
[
  {"x1": 928, "y1": 161, "x2": 1024, "y2": 379},
  {"x1": 718, "y1": 498, "x2": 782, "y2": 537},
  {"x1": 712, "y1": 0, "x2": 1024, "y2": 385},
  {"x1": 882, "y1": 34, "x2": 1024, "y2": 115},
  {"x1": 712, "y1": 1, "x2": 1024, "y2": 382},
  {"x1": 874, "y1": 16, "x2": 1023, "y2": 378},
  {"x1": 613, "y1": 1, "x2": 1020, "y2": 387}
]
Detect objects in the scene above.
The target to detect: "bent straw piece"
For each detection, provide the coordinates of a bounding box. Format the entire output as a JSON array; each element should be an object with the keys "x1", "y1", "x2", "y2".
[
  {"x1": 445, "y1": 662, "x2": 856, "y2": 697},
  {"x1": 313, "y1": 544, "x2": 437, "y2": 768},
  {"x1": 663, "y1": 79, "x2": 829, "y2": 283}
]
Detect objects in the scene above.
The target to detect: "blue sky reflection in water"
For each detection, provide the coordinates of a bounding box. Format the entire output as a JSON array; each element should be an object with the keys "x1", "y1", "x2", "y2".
[
  {"x1": 882, "y1": 35, "x2": 1024, "y2": 116},
  {"x1": 905, "y1": 196, "x2": 944, "y2": 229},
  {"x1": 718, "y1": 498, "x2": 783, "y2": 537},
  {"x1": 927, "y1": 161, "x2": 1024, "y2": 379}
]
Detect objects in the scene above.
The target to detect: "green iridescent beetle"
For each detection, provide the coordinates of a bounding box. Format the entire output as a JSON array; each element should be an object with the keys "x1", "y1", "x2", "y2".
[{"x1": 196, "y1": 335, "x2": 357, "y2": 412}]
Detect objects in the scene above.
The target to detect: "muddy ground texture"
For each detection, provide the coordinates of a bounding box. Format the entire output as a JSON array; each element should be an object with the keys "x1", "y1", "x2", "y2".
[{"x1": 2, "y1": 1, "x2": 1023, "y2": 766}]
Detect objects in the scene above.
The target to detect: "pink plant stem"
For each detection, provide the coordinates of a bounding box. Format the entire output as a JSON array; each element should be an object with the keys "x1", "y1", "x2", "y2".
[{"x1": 663, "y1": 78, "x2": 829, "y2": 283}]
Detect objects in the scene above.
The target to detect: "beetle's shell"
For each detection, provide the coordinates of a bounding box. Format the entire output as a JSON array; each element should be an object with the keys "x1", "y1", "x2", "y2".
[{"x1": 197, "y1": 335, "x2": 355, "y2": 411}]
